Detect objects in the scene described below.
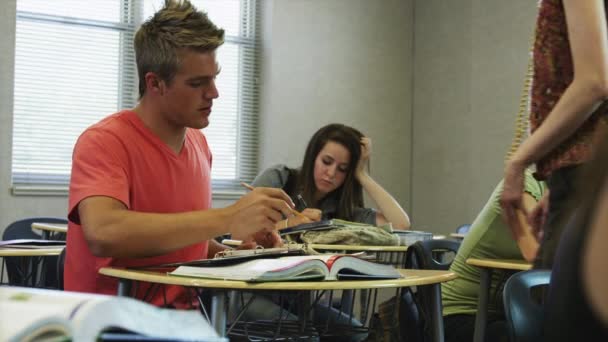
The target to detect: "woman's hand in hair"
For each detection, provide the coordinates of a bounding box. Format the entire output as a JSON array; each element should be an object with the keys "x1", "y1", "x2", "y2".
[{"x1": 356, "y1": 137, "x2": 372, "y2": 179}]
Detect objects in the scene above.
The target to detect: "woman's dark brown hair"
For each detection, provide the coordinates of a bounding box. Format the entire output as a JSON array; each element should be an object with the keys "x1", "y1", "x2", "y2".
[{"x1": 293, "y1": 123, "x2": 365, "y2": 221}]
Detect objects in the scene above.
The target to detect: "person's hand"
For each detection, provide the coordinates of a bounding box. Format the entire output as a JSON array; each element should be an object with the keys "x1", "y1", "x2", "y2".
[
  {"x1": 301, "y1": 208, "x2": 322, "y2": 221},
  {"x1": 500, "y1": 160, "x2": 527, "y2": 240},
  {"x1": 241, "y1": 229, "x2": 283, "y2": 248},
  {"x1": 228, "y1": 187, "x2": 295, "y2": 241},
  {"x1": 527, "y1": 190, "x2": 550, "y2": 242},
  {"x1": 356, "y1": 137, "x2": 372, "y2": 179},
  {"x1": 282, "y1": 208, "x2": 323, "y2": 229}
]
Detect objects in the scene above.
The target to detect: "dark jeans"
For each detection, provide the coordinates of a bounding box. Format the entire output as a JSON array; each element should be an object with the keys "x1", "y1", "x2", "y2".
[
  {"x1": 444, "y1": 314, "x2": 509, "y2": 342},
  {"x1": 533, "y1": 165, "x2": 582, "y2": 269}
]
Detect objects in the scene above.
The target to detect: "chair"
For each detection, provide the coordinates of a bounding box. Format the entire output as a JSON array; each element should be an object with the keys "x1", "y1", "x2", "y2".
[
  {"x1": 399, "y1": 239, "x2": 462, "y2": 342},
  {"x1": 2, "y1": 217, "x2": 68, "y2": 288},
  {"x1": 503, "y1": 269, "x2": 551, "y2": 342},
  {"x1": 56, "y1": 247, "x2": 67, "y2": 290},
  {"x1": 455, "y1": 224, "x2": 471, "y2": 235}
]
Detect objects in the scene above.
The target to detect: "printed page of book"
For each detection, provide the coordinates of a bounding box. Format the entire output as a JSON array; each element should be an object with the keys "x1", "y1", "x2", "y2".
[
  {"x1": 73, "y1": 296, "x2": 225, "y2": 341},
  {"x1": 0, "y1": 287, "x2": 226, "y2": 342},
  {"x1": 170, "y1": 257, "x2": 329, "y2": 282}
]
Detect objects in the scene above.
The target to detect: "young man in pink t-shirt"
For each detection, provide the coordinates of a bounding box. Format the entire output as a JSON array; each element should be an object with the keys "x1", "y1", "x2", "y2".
[{"x1": 64, "y1": 0, "x2": 297, "y2": 307}]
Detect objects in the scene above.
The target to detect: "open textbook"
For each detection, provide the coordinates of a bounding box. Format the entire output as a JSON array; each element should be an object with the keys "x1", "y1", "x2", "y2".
[
  {"x1": 0, "y1": 239, "x2": 65, "y2": 249},
  {"x1": 169, "y1": 254, "x2": 402, "y2": 282},
  {"x1": 0, "y1": 287, "x2": 226, "y2": 342}
]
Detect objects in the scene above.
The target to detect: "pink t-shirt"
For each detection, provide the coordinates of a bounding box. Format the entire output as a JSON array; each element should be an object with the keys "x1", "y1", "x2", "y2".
[{"x1": 65, "y1": 110, "x2": 212, "y2": 306}]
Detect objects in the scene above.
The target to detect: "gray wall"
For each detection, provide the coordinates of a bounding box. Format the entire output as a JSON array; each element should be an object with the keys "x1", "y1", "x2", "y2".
[
  {"x1": 411, "y1": 0, "x2": 537, "y2": 233},
  {"x1": 0, "y1": 0, "x2": 538, "y2": 237}
]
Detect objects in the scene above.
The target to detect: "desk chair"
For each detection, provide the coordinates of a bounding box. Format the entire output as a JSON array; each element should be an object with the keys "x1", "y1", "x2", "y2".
[
  {"x1": 2, "y1": 217, "x2": 68, "y2": 288},
  {"x1": 455, "y1": 224, "x2": 471, "y2": 235},
  {"x1": 56, "y1": 247, "x2": 67, "y2": 290},
  {"x1": 400, "y1": 239, "x2": 461, "y2": 342},
  {"x1": 503, "y1": 269, "x2": 551, "y2": 342}
]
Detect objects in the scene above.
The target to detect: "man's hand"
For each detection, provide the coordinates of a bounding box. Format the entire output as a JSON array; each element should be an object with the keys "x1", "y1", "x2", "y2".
[
  {"x1": 501, "y1": 160, "x2": 527, "y2": 240},
  {"x1": 527, "y1": 190, "x2": 550, "y2": 242},
  {"x1": 241, "y1": 229, "x2": 283, "y2": 249},
  {"x1": 228, "y1": 187, "x2": 295, "y2": 241}
]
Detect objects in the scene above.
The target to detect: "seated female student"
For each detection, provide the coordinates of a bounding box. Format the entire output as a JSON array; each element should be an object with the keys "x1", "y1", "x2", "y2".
[
  {"x1": 441, "y1": 169, "x2": 545, "y2": 342},
  {"x1": 543, "y1": 132, "x2": 608, "y2": 341},
  {"x1": 251, "y1": 123, "x2": 410, "y2": 230}
]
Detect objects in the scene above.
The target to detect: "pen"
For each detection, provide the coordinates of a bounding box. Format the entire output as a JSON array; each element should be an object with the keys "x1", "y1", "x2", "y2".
[
  {"x1": 240, "y1": 182, "x2": 307, "y2": 220},
  {"x1": 296, "y1": 194, "x2": 308, "y2": 211}
]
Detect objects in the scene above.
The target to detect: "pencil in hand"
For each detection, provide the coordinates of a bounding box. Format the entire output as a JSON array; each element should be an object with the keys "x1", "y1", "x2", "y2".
[{"x1": 240, "y1": 182, "x2": 307, "y2": 219}]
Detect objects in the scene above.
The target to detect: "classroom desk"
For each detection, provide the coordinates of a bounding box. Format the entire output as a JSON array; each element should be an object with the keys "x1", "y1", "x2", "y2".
[
  {"x1": 31, "y1": 222, "x2": 68, "y2": 240},
  {"x1": 466, "y1": 258, "x2": 532, "y2": 342},
  {"x1": 100, "y1": 267, "x2": 456, "y2": 342},
  {"x1": 0, "y1": 247, "x2": 64, "y2": 286}
]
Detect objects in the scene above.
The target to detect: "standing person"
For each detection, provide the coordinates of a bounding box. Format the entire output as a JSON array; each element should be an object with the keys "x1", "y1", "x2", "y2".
[
  {"x1": 543, "y1": 133, "x2": 608, "y2": 341},
  {"x1": 501, "y1": 0, "x2": 608, "y2": 269},
  {"x1": 64, "y1": 0, "x2": 296, "y2": 307},
  {"x1": 252, "y1": 123, "x2": 411, "y2": 229}
]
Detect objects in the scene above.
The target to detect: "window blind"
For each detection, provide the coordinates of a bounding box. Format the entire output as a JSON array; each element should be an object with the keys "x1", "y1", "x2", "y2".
[{"x1": 12, "y1": 0, "x2": 259, "y2": 196}]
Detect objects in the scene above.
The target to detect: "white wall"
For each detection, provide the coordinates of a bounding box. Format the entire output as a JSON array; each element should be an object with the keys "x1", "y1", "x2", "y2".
[
  {"x1": 411, "y1": 0, "x2": 537, "y2": 233},
  {"x1": 258, "y1": 0, "x2": 414, "y2": 212}
]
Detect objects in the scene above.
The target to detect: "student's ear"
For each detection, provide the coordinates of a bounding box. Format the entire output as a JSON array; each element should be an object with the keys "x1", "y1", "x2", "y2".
[{"x1": 144, "y1": 72, "x2": 165, "y2": 96}]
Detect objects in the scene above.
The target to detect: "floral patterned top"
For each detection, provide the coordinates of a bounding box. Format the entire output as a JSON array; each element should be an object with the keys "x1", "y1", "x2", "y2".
[{"x1": 530, "y1": 0, "x2": 608, "y2": 179}]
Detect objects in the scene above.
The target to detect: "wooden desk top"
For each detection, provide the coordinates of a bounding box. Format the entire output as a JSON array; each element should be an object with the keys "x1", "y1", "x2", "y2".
[
  {"x1": 309, "y1": 244, "x2": 408, "y2": 252},
  {"x1": 449, "y1": 233, "x2": 466, "y2": 239},
  {"x1": 31, "y1": 222, "x2": 68, "y2": 233},
  {"x1": 100, "y1": 267, "x2": 456, "y2": 291},
  {"x1": 466, "y1": 258, "x2": 532, "y2": 271},
  {"x1": 0, "y1": 247, "x2": 64, "y2": 257}
]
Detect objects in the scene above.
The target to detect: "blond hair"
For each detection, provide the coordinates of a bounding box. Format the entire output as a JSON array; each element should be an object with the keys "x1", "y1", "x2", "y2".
[{"x1": 134, "y1": 0, "x2": 225, "y2": 97}]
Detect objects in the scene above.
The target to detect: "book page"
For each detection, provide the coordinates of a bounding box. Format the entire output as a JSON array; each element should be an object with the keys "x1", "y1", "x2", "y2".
[
  {"x1": 171, "y1": 257, "x2": 329, "y2": 282},
  {"x1": 0, "y1": 287, "x2": 226, "y2": 342},
  {"x1": 0, "y1": 288, "x2": 82, "y2": 341},
  {"x1": 74, "y1": 296, "x2": 224, "y2": 341}
]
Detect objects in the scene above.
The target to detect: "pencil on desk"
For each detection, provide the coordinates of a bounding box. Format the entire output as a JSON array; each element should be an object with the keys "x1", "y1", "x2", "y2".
[{"x1": 240, "y1": 182, "x2": 308, "y2": 220}]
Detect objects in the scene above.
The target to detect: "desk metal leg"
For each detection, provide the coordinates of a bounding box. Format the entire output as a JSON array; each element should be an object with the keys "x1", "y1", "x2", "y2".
[
  {"x1": 429, "y1": 283, "x2": 445, "y2": 342},
  {"x1": 117, "y1": 279, "x2": 132, "y2": 296},
  {"x1": 341, "y1": 289, "x2": 354, "y2": 314},
  {"x1": 473, "y1": 268, "x2": 492, "y2": 342},
  {"x1": 211, "y1": 290, "x2": 227, "y2": 337}
]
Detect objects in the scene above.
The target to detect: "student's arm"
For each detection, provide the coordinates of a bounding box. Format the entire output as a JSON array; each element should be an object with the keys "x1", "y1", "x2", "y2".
[
  {"x1": 583, "y1": 176, "x2": 608, "y2": 325},
  {"x1": 502, "y1": 0, "x2": 608, "y2": 232},
  {"x1": 78, "y1": 187, "x2": 295, "y2": 258},
  {"x1": 356, "y1": 137, "x2": 411, "y2": 229},
  {"x1": 514, "y1": 192, "x2": 541, "y2": 262}
]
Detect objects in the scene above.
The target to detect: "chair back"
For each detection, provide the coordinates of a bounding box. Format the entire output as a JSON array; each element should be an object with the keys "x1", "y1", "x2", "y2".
[
  {"x1": 56, "y1": 247, "x2": 67, "y2": 290},
  {"x1": 399, "y1": 239, "x2": 461, "y2": 342},
  {"x1": 2, "y1": 217, "x2": 67, "y2": 288},
  {"x1": 503, "y1": 269, "x2": 550, "y2": 342}
]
